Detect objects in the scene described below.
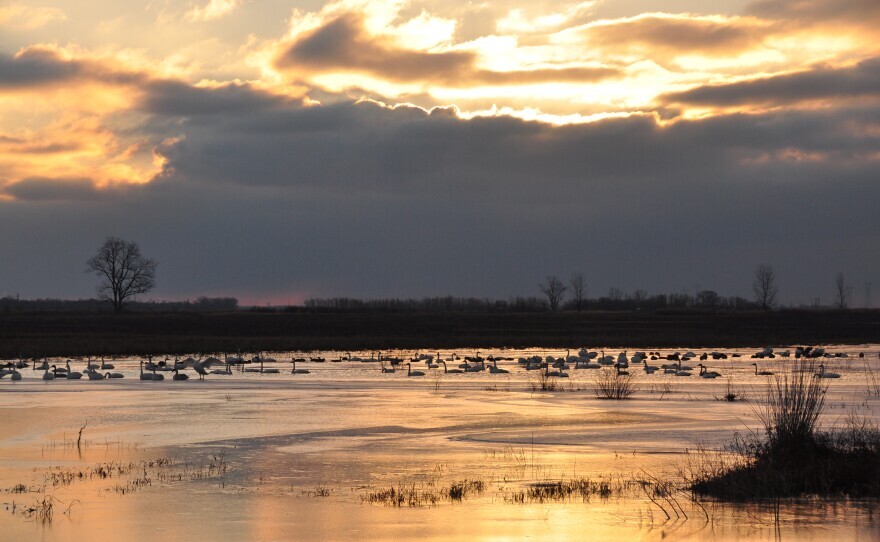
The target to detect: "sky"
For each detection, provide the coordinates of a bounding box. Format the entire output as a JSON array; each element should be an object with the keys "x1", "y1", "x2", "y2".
[{"x1": 0, "y1": 0, "x2": 878, "y2": 306}]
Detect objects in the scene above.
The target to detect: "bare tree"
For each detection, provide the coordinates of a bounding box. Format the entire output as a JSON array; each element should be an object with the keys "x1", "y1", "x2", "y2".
[
  {"x1": 834, "y1": 272, "x2": 850, "y2": 310},
  {"x1": 86, "y1": 237, "x2": 157, "y2": 312},
  {"x1": 752, "y1": 264, "x2": 778, "y2": 310},
  {"x1": 569, "y1": 273, "x2": 586, "y2": 311},
  {"x1": 539, "y1": 275, "x2": 567, "y2": 312},
  {"x1": 608, "y1": 288, "x2": 623, "y2": 301},
  {"x1": 696, "y1": 289, "x2": 719, "y2": 308}
]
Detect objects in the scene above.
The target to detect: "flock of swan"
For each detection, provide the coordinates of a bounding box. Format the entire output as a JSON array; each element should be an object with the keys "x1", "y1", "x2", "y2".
[{"x1": 0, "y1": 346, "x2": 871, "y2": 383}]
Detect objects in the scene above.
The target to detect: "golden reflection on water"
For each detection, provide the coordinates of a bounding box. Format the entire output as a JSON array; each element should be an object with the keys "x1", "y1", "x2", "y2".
[{"x1": 1, "y1": 345, "x2": 879, "y2": 541}]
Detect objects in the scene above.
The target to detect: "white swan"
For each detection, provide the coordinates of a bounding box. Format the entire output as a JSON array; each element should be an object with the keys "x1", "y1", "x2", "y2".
[
  {"x1": 815, "y1": 364, "x2": 840, "y2": 379},
  {"x1": 65, "y1": 362, "x2": 83, "y2": 380},
  {"x1": 406, "y1": 363, "x2": 425, "y2": 377},
  {"x1": 489, "y1": 360, "x2": 509, "y2": 374},
  {"x1": 441, "y1": 361, "x2": 463, "y2": 374},
  {"x1": 752, "y1": 363, "x2": 773, "y2": 376},
  {"x1": 697, "y1": 364, "x2": 721, "y2": 378}
]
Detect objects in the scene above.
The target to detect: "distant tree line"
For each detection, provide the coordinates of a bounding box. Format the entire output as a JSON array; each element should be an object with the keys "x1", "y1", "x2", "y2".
[
  {"x1": 0, "y1": 296, "x2": 239, "y2": 313},
  {"x1": 298, "y1": 292, "x2": 762, "y2": 314},
  {"x1": 300, "y1": 296, "x2": 549, "y2": 313}
]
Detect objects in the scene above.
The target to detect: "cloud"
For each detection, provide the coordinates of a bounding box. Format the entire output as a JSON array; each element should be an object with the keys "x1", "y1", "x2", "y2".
[
  {"x1": 277, "y1": 13, "x2": 473, "y2": 83},
  {"x1": 275, "y1": 12, "x2": 619, "y2": 87},
  {"x1": 0, "y1": 4, "x2": 66, "y2": 30},
  {"x1": 0, "y1": 46, "x2": 146, "y2": 89},
  {"x1": 662, "y1": 56, "x2": 880, "y2": 108},
  {"x1": 0, "y1": 48, "x2": 84, "y2": 88},
  {"x1": 747, "y1": 0, "x2": 880, "y2": 26},
  {"x1": 140, "y1": 80, "x2": 299, "y2": 116},
  {"x1": 1, "y1": 75, "x2": 878, "y2": 302},
  {"x1": 583, "y1": 14, "x2": 768, "y2": 56},
  {"x1": 2, "y1": 177, "x2": 103, "y2": 202},
  {"x1": 185, "y1": 0, "x2": 242, "y2": 22}
]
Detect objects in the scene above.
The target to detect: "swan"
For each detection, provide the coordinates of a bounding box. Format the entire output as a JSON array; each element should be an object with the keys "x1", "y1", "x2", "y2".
[
  {"x1": 106, "y1": 372, "x2": 124, "y2": 379},
  {"x1": 441, "y1": 361, "x2": 463, "y2": 374},
  {"x1": 815, "y1": 364, "x2": 840, "y2": 379},
  {"x1": 65, "y1": 362, "x2": 83, "y2": 380},
  {"x1": 545, "y1": 364, "x2": 566, "y2": 378},
  {"x1": 291, "y1": 360, "x2": 310, "y2": 374},
  {"x1": 43, "y1": 367, "x2": 56, "y2": 380},
  {"x1": 10, "y1": 369, "x2": 21, "y2": 381},
  {"x1": 210, "y1": 363, "x2": 232, "y2": 375},
  {"x1": 464, "y1": 360, "x2": 486, "y2": 372},
  {"x1": 100, "y1": 357, "x2": 115, "y2": 370},
  {"x1": 380, "y1": 361, "x2": 395, "y2": 373},
  {"x1": 697, "y1": 364, "x2": 721, "y2": 378},
  {"x1": 406, "y1": 363, "x2": 425, "y2": 377},
  {"x1": 615, "y1": 364, "x2": 629, "y2": 376},
  {"x1": 139, "y1": 361, "x2": 154, "y2": 380},
  {"x1": 191, "y1": 361, "x2": 210, "y2": 379},
  {"x1": 33, "y1": 358, "x2": 49, "y2": 371},
  {"x1": 260, "y1": 361, "x2": 280, "y2": 374},
  {"x1": 642, "y1": 360, "x2": 658, "y2": 374},
  {"x1": 172, "y1": 369, "x2": 189, "y2": 381},
  {"x1": 86, "y1": 369, "x2": 105, "y2": 380},
  {"x1": 752, "y1": 363, "x2": 774, "y2": 376},
  {"x1": 489, "y1": 360, "x2": 509, "y2": 374},
  {"x1": 676, "y1": 361, "x2": 693, "y2": 372}
]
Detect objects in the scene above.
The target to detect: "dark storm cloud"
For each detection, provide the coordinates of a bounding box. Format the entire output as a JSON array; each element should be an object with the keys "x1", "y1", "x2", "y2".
[
  {"x1": 662, "y1": 57, "x2": 880, "y2": 107},
  {"x1": 2, "y1": 79, "x2": 878, "y2": 304},
  {"x1": 140, "y1": 80, "x2": 300, "y2": 117},
  {"x1": 276, "y1": 13, "x2": 618, "y2": 86},
  {"x1": 2, "y1": 177, "x2": 102, "y2": 201}
]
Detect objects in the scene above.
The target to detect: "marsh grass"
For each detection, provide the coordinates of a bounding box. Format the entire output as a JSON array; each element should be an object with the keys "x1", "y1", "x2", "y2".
[
  {"x1": 864, "y1": 361, "x2": 880, "y2": 397},
  {"x1": 529, "y1": 370, "x2": 559, "y2": 392},
  {"x1": 689, "y1": 361, "x2": 880, "y2": 500},
  {"x1": 593, "y1": 367, "x2": 637, "y2": 399}
]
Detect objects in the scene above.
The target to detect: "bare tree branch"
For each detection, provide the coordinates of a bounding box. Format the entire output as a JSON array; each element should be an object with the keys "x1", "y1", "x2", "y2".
[
  {"x1": 539, "y1": 275, "x2": 566, "y2": 312},
  {"x1": 834, "y1": 272, "x2": 849, "y2": 310},
  {"x1": 752, "y1": 264, "x2": 778, "y2": 310},
  {"x1": 86, "y1": 237, "x2": 157, "y2": 312},
  {"x1": 569, "y1": 273, "x2": 586, "y2": 312}
]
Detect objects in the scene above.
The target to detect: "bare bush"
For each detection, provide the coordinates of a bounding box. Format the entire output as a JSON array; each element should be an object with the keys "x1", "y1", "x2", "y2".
[{"x1": 593, "y1": 367, "x2": 637, "y2": 399}]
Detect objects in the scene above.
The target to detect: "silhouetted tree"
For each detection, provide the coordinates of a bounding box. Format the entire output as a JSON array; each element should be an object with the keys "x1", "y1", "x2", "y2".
[
  {"x1": 86, "y1": 237, "x2": 157, "y2": 312},
  {"x1": 608, "y1": 288, "x2": 623, "y2": 301},
  {"x1": 539, "y1": 275, "x2": 567, "y2": 312},
  {"x1": 834, "y1": 272, "x2": 850, "y2": 310},
  {"x1": 569, "y1": 273, "x2": 586, "y2": 311},
  {"x1": 752, "y1": 264, "x2": 778, "y2": 310},
  {"x1": 696, "y1": 289, "x2": 719, "y2": 308}
]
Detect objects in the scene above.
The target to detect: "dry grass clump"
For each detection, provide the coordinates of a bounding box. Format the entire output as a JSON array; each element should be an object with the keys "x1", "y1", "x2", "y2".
[
  {"x1": 362, "y1": 479, "x2": 486, "y2": 507},
  {"x1": 690, "y1": 361, "x2": 880, "y2": 500},
  {"x1": 528, "y1": 370, "x2": 559, "y2": 392},
  {"x1": 593, "y1": 367, "x2": 637, "y2": 399}
]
